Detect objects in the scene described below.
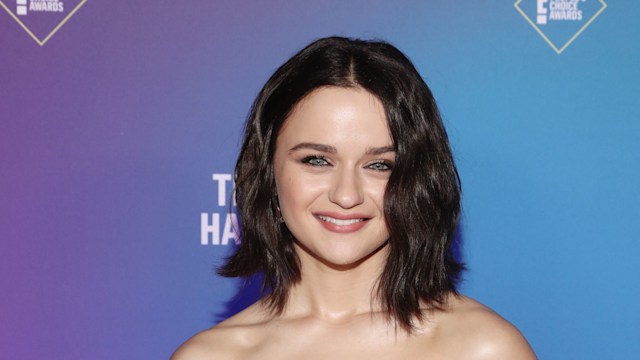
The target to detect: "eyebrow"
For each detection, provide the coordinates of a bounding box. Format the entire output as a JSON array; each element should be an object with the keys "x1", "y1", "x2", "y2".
[
  {"x1": 289, "y1": 142, "x2": 336, "y2": 154},
  {"x1": 288, "y1": 142, "x2": 395, "y2": 155},
  {"x1": 366, "y1": 145, "x2": 395, "y2": 155}
]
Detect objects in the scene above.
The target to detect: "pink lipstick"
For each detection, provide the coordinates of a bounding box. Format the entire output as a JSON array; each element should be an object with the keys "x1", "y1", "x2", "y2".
[{"x1": 314, "y1": 212, "x2": 370, "y2": 233}]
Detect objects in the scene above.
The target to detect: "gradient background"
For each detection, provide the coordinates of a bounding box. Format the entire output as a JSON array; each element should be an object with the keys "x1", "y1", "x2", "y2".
[{"x1": 1, "y1": 1, "x2": 638, "y2": 359}]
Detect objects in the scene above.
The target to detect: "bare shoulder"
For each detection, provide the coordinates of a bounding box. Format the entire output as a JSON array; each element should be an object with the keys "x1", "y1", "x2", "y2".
[
  {"x1": 431, "y1": 295, "x2": 537, "y2": 360},
  {"x1": 171, "y1": 302, "x2": 270, "y2": 360},
  {"x1": 170, "y1": 327, "x2": 225, "y2": 360}
]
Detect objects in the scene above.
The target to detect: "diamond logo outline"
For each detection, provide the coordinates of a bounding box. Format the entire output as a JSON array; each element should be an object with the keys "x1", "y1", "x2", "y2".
[
  {"x1": 0, "y1": 0, "x2": 87, "y2": 46},
  {"x1": 514, "y1": 0, "x2": 607, "y2": 54}
]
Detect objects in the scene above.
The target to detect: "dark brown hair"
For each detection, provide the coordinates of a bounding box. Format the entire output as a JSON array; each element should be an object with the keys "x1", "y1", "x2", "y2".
[{"x1": 219, "y1": 36, "x2": 463, "y2": 331}]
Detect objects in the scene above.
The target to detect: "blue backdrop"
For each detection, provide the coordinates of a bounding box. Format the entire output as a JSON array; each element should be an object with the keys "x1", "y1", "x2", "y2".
[{"x1": 1, "y1": 1, "x2": 638, "y2": 359}]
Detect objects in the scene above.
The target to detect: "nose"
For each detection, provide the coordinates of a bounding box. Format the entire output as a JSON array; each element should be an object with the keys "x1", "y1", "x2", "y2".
[{"x1": 328, "y1": 167, "x2": 364, "y2": 209}]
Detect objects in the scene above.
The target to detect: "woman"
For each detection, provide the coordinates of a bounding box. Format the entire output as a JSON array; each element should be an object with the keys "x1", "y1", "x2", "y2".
[{"x1": 173, "y1": 36, "x2": 536, "y2": 359}]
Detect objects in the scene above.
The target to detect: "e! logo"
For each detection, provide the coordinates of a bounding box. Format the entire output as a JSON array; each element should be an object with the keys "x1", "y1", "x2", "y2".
[
  {"x1": 537, "y1": 0, "x2": 548, "y2": 24},
  {"x1": 16, "y1": 0, "x2": 27, "y2": 15}
]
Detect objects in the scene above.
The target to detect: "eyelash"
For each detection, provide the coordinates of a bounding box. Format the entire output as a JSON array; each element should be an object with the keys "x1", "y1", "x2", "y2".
[
  {"x1": 367, "y1": 161, "x2": 393, "y2": 171},
  {"x1": 301, "y1": 155, "x2": 330, "y2": 167},
  {"x1": 300, "y1": 155, "x2": 394, "y2": 171}
]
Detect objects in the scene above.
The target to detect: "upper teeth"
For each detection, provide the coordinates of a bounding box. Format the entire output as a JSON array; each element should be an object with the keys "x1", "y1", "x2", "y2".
[{"x1": 318, "y1": 215, "x2": 364, "y2": 226}]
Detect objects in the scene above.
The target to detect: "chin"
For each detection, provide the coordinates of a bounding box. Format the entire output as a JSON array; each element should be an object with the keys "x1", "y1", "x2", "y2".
[{"x1": 297, "y1": 241, "x2": 389, "y2": 270}]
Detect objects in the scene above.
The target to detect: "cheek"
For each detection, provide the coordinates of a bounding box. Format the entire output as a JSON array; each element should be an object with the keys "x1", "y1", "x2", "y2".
[
  {"x1": 276, "y1": 169, "x2": 327, "y2": 214},
  {"x1": 363, "y1": 179, "x2": 388, "y2": 208}
]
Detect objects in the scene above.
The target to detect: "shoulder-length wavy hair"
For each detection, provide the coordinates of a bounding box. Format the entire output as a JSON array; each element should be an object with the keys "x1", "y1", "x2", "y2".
[{"x1": 219, "y1": 36, "x2": 463, "y2": 331}]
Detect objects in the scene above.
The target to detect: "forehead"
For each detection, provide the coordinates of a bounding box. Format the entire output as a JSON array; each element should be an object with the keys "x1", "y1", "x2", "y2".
[{"x1": 277, "y1": 86, "x2": 392, "y2": 149}]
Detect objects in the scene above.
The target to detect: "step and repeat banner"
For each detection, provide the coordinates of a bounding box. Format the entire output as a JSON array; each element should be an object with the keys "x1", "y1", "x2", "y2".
[{"x1": 1, "y1": 1, "x2": 638, "y2": 359}]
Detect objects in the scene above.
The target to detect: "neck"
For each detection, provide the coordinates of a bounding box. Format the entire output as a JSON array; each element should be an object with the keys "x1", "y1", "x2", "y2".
[{"x1": 283, "y1": 243, "x2": 389, "y2": 323}]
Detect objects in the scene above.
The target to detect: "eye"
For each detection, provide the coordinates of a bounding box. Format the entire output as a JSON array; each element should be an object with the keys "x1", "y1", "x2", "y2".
[
  {"x1": 301, "y1": 155, "x2": 330, "y2": 167},
  {"x1": 367, "y1": 161, "x2": 393, "y2": 171}
]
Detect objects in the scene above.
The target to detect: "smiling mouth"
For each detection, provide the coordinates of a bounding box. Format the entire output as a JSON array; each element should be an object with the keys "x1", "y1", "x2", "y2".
[{"x1": 316, "y1": 215, "x2": 367, "y2": 226}]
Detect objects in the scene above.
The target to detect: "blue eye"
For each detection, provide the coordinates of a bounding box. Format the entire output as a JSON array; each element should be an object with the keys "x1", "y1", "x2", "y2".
[
  {"x1": 367, "y1": 161, "x2": 393, "y2": 171},
  {"x1": 302, "y1": 155, "x2": 329, "y2": 166}
]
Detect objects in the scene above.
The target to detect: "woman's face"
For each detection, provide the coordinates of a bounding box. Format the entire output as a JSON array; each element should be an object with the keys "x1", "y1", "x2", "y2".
[{"x1": 273, "y1": 86, "x2": 395, "y2": 268}]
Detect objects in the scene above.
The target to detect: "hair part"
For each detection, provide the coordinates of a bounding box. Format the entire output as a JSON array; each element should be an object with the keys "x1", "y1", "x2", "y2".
[{"x1": 219, "y1": 36, "x2": 464, "y2": 332}]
